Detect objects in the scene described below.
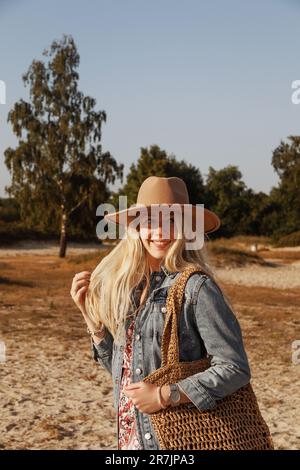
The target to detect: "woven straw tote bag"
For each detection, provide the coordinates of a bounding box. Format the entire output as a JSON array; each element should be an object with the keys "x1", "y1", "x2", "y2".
[{"x1": 143, "y1": 266, "x2": 274, "y2": 450}]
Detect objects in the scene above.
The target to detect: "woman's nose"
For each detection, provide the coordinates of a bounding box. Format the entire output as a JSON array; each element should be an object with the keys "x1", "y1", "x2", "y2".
[{"x1": 151, "y1": 224, "x2": 171, "y2": 240}]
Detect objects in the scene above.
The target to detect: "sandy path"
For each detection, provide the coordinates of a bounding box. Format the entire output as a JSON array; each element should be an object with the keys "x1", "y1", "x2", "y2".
[
  {"x1": 1, "y1": 336, "x2": 116, "y2": 450},
  {"x1": 216, "y1": 262, "x2": 300, "y2": 289}
]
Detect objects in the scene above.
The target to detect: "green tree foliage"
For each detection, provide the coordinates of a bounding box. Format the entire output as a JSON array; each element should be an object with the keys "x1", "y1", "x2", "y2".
[
  {"x1": 244, "y1": 190, "x2": 282, "y2": 237},
  {"x1": 4, "y1": 35, "x2": 123, "y2": 256},
  {"x1": 110, "y1": 145, "x2": 169, "y2": 208},
  {"x1": 271, "y1": 135, "x2": 300, "y2": 236},
  {"x1": 205, "y1": 165, "x2": 250, "y2": 236},
  {"x1": 165, "y1": 155, "x2": 206, "y2": 206},
  {"x1": 204, "y1": 164, "x2": 288, "y2": 238}
]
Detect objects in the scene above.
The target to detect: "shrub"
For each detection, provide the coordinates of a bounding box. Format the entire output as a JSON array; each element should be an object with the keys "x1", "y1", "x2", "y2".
[{"x1": 275, "y1": 231, "x2": 300, "y2": 247}]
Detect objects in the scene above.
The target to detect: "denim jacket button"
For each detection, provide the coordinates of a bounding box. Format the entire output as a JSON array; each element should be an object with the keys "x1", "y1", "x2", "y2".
[
  {"x1": 161, "y1": 306, "x2": 167, "y2": 313},
  {"x1": 144, "y1": 432, "x2": 152, "y2": 440},
  {"x1": 135, "y1": 368, "x2": 142, "y2": 375},
  {"x1": 155, "y1": 275, "x2": 161, "y2": 282}
]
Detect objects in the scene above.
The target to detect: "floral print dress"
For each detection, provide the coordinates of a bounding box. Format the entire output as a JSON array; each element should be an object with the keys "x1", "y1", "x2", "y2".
[{"x1": 118, "y1": 318, "x2": 143, "y2": 450}]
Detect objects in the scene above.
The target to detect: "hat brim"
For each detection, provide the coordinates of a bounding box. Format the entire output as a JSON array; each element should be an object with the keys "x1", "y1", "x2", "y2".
[{"x1": 104, "y1": 204, "x2": 221, "y2": 234}]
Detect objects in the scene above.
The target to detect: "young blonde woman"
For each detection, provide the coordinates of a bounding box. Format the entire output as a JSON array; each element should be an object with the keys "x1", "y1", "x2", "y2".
[{"x1": 70, "y1": 176, "x2": 252, "y2": 450}]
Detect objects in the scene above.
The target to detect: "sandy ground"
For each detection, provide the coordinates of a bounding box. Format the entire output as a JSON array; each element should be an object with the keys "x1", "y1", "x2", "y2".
[
  {"x1": 0, "y1": 242, "x2": 299, "y2": 450},
  {"x1": 216, "y1": 262, "x2": 300, "y2": 289}
]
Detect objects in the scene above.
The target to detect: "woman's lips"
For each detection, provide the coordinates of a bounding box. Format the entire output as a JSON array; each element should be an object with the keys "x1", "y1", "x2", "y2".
[{"x1": 150, "y1": 240, "x2": 171, "y2": 248}]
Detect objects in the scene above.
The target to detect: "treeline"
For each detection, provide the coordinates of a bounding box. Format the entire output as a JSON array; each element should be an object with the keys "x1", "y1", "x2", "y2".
[
  {"x1": 1, "y1": 141, "x2": 300, "y2": 246},
  {"x1": 84, "y1": 139, "x2": 300, "y2": 245}
]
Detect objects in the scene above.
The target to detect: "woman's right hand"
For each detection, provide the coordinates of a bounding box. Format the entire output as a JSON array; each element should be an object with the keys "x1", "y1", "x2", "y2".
[
  {"x1": 70, "y1": 270, "x2": 91, "y2": 316},
  {"x1": 70, "y1": 271, "x2": 104, "y2": 342}
]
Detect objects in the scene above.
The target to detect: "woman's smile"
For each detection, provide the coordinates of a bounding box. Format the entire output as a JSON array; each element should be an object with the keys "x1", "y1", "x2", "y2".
[{"x1": 150, "y1": 239, "x2": 171, "y2": 249}]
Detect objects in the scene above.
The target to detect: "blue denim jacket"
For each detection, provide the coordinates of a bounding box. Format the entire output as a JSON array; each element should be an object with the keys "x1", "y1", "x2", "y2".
[{"x1": 91, "y1": 265, "x2": 251, "y2": 450}]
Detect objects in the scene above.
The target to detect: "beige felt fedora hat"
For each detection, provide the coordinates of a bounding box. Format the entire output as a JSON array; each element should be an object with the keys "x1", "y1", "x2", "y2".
[{"x1": 105, "y1": 176, "x2": 221, "y2": 234}]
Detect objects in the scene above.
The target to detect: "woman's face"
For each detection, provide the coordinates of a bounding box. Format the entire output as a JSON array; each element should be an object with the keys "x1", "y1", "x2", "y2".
[{"x1": 139, "y1": 212, "x2": 177, "y2": 260}]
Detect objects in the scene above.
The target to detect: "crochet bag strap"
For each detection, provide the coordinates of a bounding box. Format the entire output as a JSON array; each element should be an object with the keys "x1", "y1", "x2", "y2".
[{"x1": 161, "y1": 266, "x2": 203, "y2": 368}]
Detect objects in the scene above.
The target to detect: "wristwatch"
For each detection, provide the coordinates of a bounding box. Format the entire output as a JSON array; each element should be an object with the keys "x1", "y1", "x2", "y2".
[{"x1": 169, "y1": 383, "x2": 181, "y2": 405}]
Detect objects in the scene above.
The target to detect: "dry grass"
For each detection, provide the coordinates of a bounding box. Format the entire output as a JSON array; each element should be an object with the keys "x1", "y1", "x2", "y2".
[{"x1": 207, "y1": 244, "x2": 272, "y2": 267}]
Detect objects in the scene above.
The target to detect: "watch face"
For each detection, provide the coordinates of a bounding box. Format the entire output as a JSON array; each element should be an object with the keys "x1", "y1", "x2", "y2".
[{"x1": 170, "y1": 386, "x2": 181, "y2": 403}]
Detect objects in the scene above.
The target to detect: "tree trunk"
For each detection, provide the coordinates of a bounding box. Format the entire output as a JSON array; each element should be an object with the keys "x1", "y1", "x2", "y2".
[{"x1": 59, "y1": 210, "x2": 67, "y2": 258}]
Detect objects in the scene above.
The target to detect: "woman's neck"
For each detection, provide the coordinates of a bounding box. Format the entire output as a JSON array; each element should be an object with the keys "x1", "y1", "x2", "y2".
[{"x1": 148, "y1": 256, "x2": 163, "y2": 273}]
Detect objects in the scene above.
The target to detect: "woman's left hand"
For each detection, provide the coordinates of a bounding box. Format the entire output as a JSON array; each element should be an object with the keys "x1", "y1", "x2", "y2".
[{"x1": 124, "y1": 381, "x2": 167, "y2": 414}]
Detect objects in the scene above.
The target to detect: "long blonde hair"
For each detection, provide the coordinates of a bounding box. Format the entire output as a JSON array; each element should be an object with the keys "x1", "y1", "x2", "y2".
[{"x1": 85, "y1": 227, "x2": 232, "y2": 345}]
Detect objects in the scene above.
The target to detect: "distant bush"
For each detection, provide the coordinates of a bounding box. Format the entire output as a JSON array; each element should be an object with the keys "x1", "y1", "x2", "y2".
[
  {"x1": 0, "y1": 197, "x2": 20, "y2": 223},
  {"x1": 208, "y1": 235, "x2": 272, "y2": 248},
  {"x1": 0, "y1": 221, "x2": 55, "y2": 245},
  {"x1": 208, "y1": 244, "x2": 270, "y2": 267},
  {"x1": 66, "y1": 248, "x2": 111, "y2": 266},
  {"x1": 0, "y1": 221, "x2": 100, "y2": 245},
  {"x1": 275, "y1": 231, "x2": 300, "y2": 247}
]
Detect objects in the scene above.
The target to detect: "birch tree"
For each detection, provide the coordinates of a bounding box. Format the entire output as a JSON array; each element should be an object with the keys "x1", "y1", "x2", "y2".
[{"x1": 4, "y1": 35, "x2": 123, "y2": 257}]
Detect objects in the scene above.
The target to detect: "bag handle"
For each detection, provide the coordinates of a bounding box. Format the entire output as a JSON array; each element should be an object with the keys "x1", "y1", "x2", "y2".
[{"x1": 160, "y1": 266, "x2": 204, "y2": 367}]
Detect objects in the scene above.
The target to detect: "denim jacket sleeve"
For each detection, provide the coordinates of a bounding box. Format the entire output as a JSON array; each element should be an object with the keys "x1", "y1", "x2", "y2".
[
  {"x1": 177, "y1": 276, "x2": 251, "y2": 411},
  {"x1": 90, "y1": 327, "x2": 114, "y2": 375}
]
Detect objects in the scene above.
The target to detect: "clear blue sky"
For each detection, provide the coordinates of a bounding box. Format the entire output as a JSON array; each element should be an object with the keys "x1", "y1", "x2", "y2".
[{"x1": 1, "y1": 0, "x2": 300, "y2": 198}]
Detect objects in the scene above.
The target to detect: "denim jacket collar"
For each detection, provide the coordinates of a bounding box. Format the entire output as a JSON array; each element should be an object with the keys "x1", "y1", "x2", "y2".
[
  {"x1": 131, "y1": 265, "x2": 178, "y2": 312},
  {"x1": 151, "y1": 264, "x2": 178, "y2": 279}
]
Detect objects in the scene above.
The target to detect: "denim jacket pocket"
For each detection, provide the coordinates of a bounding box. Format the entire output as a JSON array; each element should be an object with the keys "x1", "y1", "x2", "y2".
[{"x1": 151, "y1": 286, "x2": 192, "y2": 304}]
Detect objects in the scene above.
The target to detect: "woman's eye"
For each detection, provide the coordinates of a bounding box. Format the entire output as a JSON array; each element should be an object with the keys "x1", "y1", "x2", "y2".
[
  {"x1": 141, "y1": 215, "x2": 175, "y2": 225},
  {"x1": 149, "y1": 217, "x2": 174, "y2": 223}
]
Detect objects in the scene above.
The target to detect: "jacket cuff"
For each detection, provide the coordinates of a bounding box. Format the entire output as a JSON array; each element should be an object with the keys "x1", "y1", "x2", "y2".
[
  {"x1": 176, "y1": 376, "x2": 216, "y2": 411},
  {"x1": 90, "y1": 329, "x2": 113, "y2": 361}
]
